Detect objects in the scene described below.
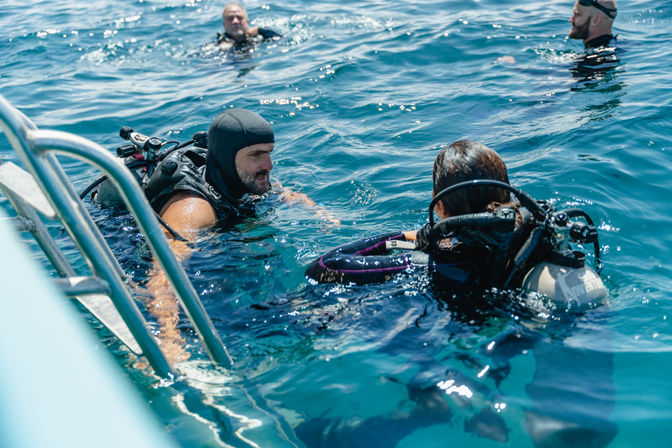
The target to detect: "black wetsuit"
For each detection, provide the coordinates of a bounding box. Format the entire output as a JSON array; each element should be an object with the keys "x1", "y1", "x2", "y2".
[
  {"x1": 573, "y1": 33, "x2": 620, "y2": 80},
  {"x1": 585, "y1": 34, "x2": 616, "y2": 49},
  {"x1": 144, "y1": 146, "x2": 254, "y2": 223},
  {"x1": 216, "y1": 28, "x2": 282, "y2": 46},
  {"x1": 427, "y1": 222, "x2": 528, "y2": 293}
]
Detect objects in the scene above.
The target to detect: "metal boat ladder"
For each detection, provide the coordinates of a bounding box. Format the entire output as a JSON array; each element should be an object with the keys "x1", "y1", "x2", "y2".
[{"x1": 0, "y1": 94, "x2": 232, "y2": 378}]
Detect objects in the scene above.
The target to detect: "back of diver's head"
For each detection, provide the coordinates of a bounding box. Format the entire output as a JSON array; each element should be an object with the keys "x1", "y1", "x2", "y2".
[
  {"x1": 594, "y1": 0, "x2": 618, "y2": 19},
  {"x1": 432, "y1": 140, "x2": 510, "y2": 216},
  {"x1": 206, "y1": 108, "x2": 274, "y2": 199}
]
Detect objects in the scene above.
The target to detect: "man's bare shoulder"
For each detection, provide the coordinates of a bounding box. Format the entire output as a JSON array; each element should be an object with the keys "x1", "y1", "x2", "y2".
[{"x1": 160, "y1": 192, "x2": 217, "y2": 234}]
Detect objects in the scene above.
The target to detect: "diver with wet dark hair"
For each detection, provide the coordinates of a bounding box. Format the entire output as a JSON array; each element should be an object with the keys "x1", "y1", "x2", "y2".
[
  {"x1": 409, "y1": 140, "x2": 520, "y2": 292},
  {"x1": 217, "y1": 2, "x2": 282, "y2": 50},
  {"x1": 307, "y1": 140, "x2": 606, "y2": 306},
  {"x1": 302, "y1": 141, "x2": 615, "y2": 446}
]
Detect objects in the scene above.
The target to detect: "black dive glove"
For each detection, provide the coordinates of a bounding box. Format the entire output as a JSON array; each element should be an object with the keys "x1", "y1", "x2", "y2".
[{"x1": 415, "y1": 223, "x2": 434, "y2": 252}]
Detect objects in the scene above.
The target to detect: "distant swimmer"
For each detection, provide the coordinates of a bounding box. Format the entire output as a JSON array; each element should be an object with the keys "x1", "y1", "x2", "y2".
[
  {"x1": 569, "y1": 0, "x2": 618, "y2": 48},
  {"x1": 217, "y1": 2, "x2": 282, "y2": 50},
  {"x1": 497, "y1": 0, "x2": 617, "y2": 65},
  {"x1": 568, "y1": 0, "x2": 621, "y2": 78}
]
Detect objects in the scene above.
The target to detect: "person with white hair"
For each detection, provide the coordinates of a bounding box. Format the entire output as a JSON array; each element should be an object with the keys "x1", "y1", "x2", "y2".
[{"x1": 217, "y1": 2, "x2": 281, "y2": 49}]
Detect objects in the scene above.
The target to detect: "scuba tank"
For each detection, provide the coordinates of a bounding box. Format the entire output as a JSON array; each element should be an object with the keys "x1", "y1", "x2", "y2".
[
  {"x1": 519, "y1": 207, "x2": 607, "y2": 307},
  {"x1": 417, "y1": 180, "x2": 607, "y2": 307},
  {"x1": 522, "y1": 262, "x2": 606, "y2": 307}
]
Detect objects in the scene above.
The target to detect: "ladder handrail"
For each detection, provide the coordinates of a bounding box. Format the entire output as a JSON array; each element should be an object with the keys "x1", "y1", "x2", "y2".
[
  {"x1": 2, "y1": 102, "x2": 126, "y2": 279},
  {"x1": 0, "y1": 97, "x2": 173, "y2": 377},
  {"x1": 33, "y1": 129, "x2": 233, "y2": 369},
  {"x1": 0, "y1": 95, "x2": 232, "y2": 373}
]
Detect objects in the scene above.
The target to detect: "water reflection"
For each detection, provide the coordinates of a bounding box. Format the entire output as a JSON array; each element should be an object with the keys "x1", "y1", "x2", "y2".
[
  {"x1": 570, "y1": 44, "x2": 626, "y2": 125},
  {"x1": 239, "y1": 282, "x2": 618, "y2": 447},
  {"x1": 189, "y1": 37, "x2": 268, "y2": 79}
]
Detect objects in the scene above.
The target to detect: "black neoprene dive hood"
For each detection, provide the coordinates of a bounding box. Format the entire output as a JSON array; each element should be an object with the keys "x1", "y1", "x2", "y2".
[{"x1": 205, "y1": 108, "x2": 274, "y2": 200}]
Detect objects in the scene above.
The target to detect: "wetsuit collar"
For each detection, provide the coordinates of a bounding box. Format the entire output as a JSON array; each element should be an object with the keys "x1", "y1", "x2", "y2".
[
  {"x1": 585, "y1": 34, "x2": 615, "y2": 49},
  {"x1": 204, "y1": 168, "x2": 237, "y2": 202},
  {"x1": 218, "y1": 31, "x2": 247, "y2": 44}
]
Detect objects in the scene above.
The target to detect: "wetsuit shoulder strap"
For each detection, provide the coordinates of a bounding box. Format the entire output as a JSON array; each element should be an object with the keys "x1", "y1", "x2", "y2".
[
  {"x1": 257, "y1": 28, "x2": 282, "y2": 39},
  {"x1": 217, "y1": 32, "x2": 234, "y2": 43},
  {"x1": 144, "y1": 146, "x2": 209, "y2": 213}
]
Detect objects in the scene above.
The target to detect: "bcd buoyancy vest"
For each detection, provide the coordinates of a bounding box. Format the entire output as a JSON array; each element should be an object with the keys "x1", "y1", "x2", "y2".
[
  {"x1": 143, "y1": 146, "x2": 254, "y2": 223},
  {"x1": 216, "y1": 28, "x2": 283, "y2": 45},
  {"x1": 306, "y1": 180, "x2": 607, "y2": 306}
]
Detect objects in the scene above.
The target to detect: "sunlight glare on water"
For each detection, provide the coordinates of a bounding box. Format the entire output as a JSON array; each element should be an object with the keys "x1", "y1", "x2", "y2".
[{"x1": 1, "y1": 0, "x2": 672, "y2": 446}]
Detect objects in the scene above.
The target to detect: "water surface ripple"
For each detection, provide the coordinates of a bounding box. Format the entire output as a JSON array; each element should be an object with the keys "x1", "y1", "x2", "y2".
[{"x1": 1, "y1": 0, "x2": 671, "y2": 446}]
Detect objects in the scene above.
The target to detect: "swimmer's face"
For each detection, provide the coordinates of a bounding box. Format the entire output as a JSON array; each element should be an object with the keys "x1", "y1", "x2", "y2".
[
  {"x1": 569, "y1": 1, "x2": 592, "y2": 40},
  {"x1": 235, "y1": 143, "x2": 274, "y2": 195},
  {"x1": 223, "y1": 4, "x2": 249, "y2": 41}
]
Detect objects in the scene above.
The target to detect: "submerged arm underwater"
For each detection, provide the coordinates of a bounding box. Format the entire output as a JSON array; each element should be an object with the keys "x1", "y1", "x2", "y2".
[
  {"x1": 276, "y1": 183, "x2": 341, "y2": 228},
  {"x1": 144, "y1": 192, "x2": 217, "y2": 364}
]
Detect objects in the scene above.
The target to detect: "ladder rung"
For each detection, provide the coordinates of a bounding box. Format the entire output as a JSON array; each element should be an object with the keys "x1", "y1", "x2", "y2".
[
  {"x1": 55, "y1": 276, "x2": 111, "y2": 297},
  {"x1": 0, "y1": 161, "x2": 57, "y2": 219},
  {"x1": 55, "y1": 276, "x2": 142, "y2": 355},
  {"x1": 73, "y1": 292, "x2": 143, "y2": 355}
]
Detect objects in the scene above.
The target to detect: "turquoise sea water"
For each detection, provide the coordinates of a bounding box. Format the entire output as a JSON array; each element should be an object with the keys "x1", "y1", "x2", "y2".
[{"x1": 2, "y1": 0, "x2": 672, "y2": 446}]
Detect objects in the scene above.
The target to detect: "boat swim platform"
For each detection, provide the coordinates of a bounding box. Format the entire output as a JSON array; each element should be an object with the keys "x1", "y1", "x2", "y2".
[
  {"x1": 0, "y1": 206, "x2": 180, "y2": 448},
  {"x1": 0, "y1": 93, "x2": 231, "y2": 378}
]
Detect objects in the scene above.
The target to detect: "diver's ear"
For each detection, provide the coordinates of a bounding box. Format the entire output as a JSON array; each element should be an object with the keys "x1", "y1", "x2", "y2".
[
  {"x1": 434, "y1": 201, "x2": 448, "y2": 219},
  {"x1": 593, "y1": 11, "x2": 603, "y2": 25}
]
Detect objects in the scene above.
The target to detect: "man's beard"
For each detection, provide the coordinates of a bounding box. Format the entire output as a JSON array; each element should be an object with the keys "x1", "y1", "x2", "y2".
[
  {"x1": 228, "y1": 27, "x2": 246, "y2": 41},
  {"x1": 240, "y1": 170, "x2": 270, "y2": 195},
  {"x1": 569, "y1": 20, "x2": 590, "y2": 40}
]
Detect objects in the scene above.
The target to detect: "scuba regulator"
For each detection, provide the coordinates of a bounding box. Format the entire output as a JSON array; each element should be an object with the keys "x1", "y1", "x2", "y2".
[
  {"x1": 79, "y1": 126, "x2": 209, "y2": 241},
  {"x1": 114, "y1": 126, "x2": 208, "y2": 178},
  {"x1": 80, "y1": 126, "x2": 208, "y2": 201},
  {"x1": 416, "y1": 180, "x2": 606, "y2": 305}
]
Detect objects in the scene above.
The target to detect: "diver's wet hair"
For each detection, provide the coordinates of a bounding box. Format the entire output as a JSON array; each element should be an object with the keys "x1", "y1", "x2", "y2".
[
  {"x1": 432, "y1": 140, "x2": 510, "y2": 216},
  {"x1": 206, "y1": 108, "x2": 274, "y2": 199}
]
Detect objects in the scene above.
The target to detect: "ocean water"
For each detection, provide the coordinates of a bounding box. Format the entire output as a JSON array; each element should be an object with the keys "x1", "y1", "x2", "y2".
[{"x1": 1, "y1": 0, "x2": 671, "y2": 446}]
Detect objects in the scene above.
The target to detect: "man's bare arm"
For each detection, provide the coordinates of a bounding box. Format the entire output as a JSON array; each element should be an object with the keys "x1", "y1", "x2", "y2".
[
  {"x1": 145, "y1": 192, "x2": 217, "y2": 364},
  {"x1": 277, "y1": 185, "x2": 341, "y2": 227}
]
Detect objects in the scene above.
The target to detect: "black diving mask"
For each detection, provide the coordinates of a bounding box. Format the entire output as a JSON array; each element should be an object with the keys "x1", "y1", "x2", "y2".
[{"x1": 578, "y1": 0, "x2": 617, "y2": 18}]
